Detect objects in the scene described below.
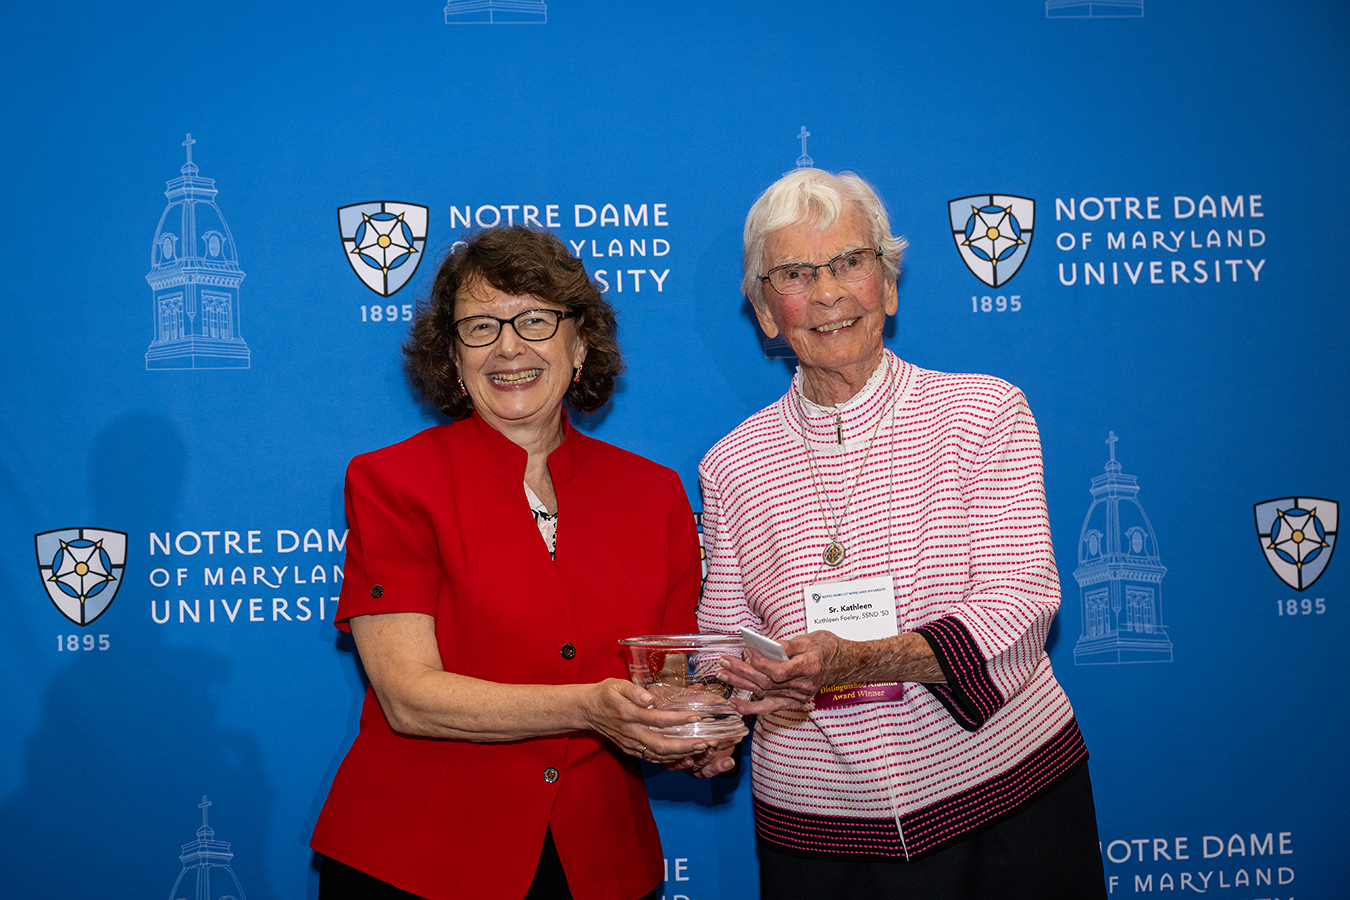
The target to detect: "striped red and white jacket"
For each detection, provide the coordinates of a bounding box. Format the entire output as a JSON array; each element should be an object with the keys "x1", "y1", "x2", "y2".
[{"x1": 697, "y1": 351, "x2": 1087, "y2": 861}]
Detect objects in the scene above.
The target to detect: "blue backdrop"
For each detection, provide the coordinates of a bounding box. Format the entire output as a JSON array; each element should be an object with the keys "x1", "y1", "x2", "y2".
[{"x1": 2, "y1": 2, "x2": 1346, "y2": 897}]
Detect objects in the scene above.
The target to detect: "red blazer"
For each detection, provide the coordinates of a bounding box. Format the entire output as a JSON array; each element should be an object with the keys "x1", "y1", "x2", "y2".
[{"x1": 310, "y1": 412, "x2": 701, "y2": 900}]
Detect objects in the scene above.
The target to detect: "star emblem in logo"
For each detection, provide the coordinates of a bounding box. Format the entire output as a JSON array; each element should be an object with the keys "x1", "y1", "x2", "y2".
[
  {"x1": 351, "y1": 212, "x2": 419, "y2": 275},
  {"x1": 1265, "y1": 507, "x2": 1330, "y2": 571},
  {"x1": 961, "y1": 205, "x2": 1025, "y2": 264},
  {"x1": 48, "y1": 538, "x2": 118, "y2": 601}
]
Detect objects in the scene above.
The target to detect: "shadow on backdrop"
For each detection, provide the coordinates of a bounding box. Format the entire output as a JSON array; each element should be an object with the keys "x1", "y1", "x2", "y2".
[{"x1": 0, "y1": 414, "x2": 277, "y2": 900}]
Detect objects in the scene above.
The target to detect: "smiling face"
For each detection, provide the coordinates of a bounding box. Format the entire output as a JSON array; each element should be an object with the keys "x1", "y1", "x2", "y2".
[
  {"x1": 452, "y1": 277, "x2": 587, "y2": 444},
  {"x1": 753, "y1": 206, "x2": 898, "y2": 405}
]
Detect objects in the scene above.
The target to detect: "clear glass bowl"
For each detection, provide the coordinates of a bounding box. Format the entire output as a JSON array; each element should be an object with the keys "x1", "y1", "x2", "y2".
[{"x1": 618, "y1": 633, "x2": 750, "y2": 740}]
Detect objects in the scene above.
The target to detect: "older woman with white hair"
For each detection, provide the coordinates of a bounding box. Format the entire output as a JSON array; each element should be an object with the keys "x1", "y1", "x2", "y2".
[{"x1": 701, "y1": 169, "x2": 1107, "y2": 898}]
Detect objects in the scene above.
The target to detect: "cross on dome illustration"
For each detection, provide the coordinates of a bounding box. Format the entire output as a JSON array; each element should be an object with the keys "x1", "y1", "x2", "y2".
[
  {"x1": 795, "y1": 126, "x2": 813, "y2": 168},
  {"x1": 166, "y1": 796, "x2": 251, "y2": 900}
]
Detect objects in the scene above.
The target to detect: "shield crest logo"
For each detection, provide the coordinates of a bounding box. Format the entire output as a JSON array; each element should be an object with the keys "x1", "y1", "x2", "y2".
[
  {"x1": 948, "y1": 194, "x2": 1036, "y2": 288},
  {"x1": 1253, "y1": 497, "x2": 1338, "y2": 590},
  {"x1": 35, "y1": 528, "x2": 128, "y2": 626},
  {"x1": 338, "y1": 202, "x2": 429, "y2": 297}
]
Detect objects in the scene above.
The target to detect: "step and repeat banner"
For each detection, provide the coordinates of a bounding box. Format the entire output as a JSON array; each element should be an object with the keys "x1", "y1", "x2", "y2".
[{"x1": 2, "y1": 2, "x2": 1346, "y2": 897}]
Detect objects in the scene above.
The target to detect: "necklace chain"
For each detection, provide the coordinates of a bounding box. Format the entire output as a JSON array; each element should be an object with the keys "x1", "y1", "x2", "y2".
[{"x1": 795, "y1": 358, "x2": 897, "y2": 569}]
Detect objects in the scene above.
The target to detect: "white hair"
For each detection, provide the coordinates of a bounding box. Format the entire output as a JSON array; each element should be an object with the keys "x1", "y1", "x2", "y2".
[{"x1": 742, "y1": 169, "x2": 906, "y2": 306}]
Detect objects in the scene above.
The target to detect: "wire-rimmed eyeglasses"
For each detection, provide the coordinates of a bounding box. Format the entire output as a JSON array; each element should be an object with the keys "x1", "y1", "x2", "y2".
[
  {"x1": 760, "y1": 248, "x2": 882, "y2": 295},
  {"x1": 450, "y1": 308, "x2": 580, "y2": 348}
]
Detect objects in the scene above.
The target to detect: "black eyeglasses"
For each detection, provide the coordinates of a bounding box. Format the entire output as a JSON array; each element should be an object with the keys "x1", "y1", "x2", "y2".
[
  {"x1": 760, "y1": 248, "x2": 882, "y2": 295},
  {"x1": 450, "y1": 308, "x2": 579, "y2": 348}
]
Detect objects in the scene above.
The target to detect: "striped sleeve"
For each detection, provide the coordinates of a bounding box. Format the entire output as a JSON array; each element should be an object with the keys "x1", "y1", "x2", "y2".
[{"x1": 935, "y1": 385, "x2": 1060, "y2": 723}]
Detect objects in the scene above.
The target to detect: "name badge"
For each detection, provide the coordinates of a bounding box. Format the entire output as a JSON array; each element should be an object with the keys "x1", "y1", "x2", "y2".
[
  {"x1": 802, "y1": 574, "x2": 902, "y2": 708},
  {"x1": 802, "y1": 574, "x2": 897, "y2": 641}
]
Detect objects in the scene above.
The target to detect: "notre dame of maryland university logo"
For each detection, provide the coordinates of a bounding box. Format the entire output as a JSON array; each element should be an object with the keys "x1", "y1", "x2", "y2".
[
  {"x1": 35, "y1": 527, "x2": 128, "y2": 626},
  {"x1": 338, "y1": 201, "x2": 429, "y2": 297},
  {"x1": 1253, "y1": 498, "x2": 1338, "y2": 591},
  {"x1": 948, "y1": 194, "x2": 1036, "y2": 288}
]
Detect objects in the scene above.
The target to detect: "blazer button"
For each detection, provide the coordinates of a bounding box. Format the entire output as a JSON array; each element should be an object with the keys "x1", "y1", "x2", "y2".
[
  {"x1": 370, "y1": 585, "x2": 384, "y2": 598},
  {"x1": 543, "y1": 767, "x2": 560, "y2": 783},
  {"x1": 560, "y1": 643, "x2": 577, "y2": 660}
]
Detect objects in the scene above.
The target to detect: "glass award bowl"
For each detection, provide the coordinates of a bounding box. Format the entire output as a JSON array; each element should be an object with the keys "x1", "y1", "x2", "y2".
[{"x1": 618, "y1": 633, "x2": 750, "y2": 740}]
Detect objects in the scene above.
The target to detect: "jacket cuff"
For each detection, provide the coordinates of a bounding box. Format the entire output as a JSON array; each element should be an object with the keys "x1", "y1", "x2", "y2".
[{"x1": 915, "y1": 616, "x2": 1005, "y2": 731}]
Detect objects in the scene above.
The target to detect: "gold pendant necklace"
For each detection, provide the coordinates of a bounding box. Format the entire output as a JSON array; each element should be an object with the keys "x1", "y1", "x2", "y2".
[{"x1": 796, "y1": 359, "x2": 896, "y2": 568}]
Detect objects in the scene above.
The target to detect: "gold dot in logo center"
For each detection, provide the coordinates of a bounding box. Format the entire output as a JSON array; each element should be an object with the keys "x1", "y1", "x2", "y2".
[
  {"x1": 1291, "y1": 530, "x2": 1304, "y2": 542},
  {"x1": 378, "y1": 235, "x2": 392, "y2": 248},
  {"x1": 986, "y1": 227, "x2": 1000, "y2": 240},
  {"x1": 75, "y1": 562, "x2": 89, "y2": 575}
]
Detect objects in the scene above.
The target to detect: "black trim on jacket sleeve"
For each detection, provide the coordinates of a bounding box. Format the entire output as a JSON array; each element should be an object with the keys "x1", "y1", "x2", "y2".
[{"x1": 916, "y1": 616, "x2": 1005, "y2": 731}]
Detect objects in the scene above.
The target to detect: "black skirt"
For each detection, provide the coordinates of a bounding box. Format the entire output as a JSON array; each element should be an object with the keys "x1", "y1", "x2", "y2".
[{"x1": 758, "y1": 761, "x2": 1108, "y2": 900}]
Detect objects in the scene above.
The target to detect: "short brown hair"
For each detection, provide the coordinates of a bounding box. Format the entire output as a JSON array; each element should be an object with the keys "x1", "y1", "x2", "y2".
[{"x1": 403, "y1": 226, "x2": 624, "y2": 419}]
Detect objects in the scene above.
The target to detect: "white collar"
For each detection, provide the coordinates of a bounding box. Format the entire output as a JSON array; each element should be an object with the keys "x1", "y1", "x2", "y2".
[{"x1": 790, "y1": 350, "x2": 909, "y2": 450}]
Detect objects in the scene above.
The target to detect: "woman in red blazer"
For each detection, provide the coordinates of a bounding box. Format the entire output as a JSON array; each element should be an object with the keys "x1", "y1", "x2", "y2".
[{"x1": 310, "y1": 227, "x2": 733, "y2": 900}]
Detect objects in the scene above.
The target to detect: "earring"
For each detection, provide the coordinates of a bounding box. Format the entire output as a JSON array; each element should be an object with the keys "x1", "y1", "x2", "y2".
[
  {"x1": 572, "y1": 362, "x2": 584, "y2": 384},
  {"x1": 457, "y1": 377, "x2": 468, "y2": 397}
]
